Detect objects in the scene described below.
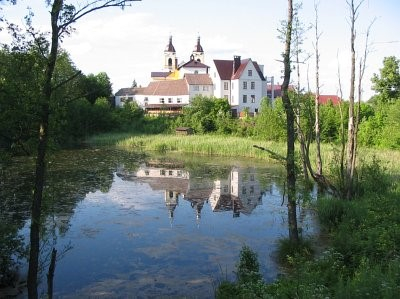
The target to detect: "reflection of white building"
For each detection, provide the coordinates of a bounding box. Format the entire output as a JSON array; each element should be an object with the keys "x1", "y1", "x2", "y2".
[
  {"x1": 117, "y1": 163, "x2": 263, "y2": 221},
  {"x1": 209, "y1": 167, "x2": 262, "y2": 217}
]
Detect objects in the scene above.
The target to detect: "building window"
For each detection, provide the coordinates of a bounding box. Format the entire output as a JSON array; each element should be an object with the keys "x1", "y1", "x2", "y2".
[
  {"x1": 242, "y1": 186, "x2": 247, "y2": 195},
  {"x1": 255, "y1": 108, "x2": 259, "y2": 113},
  {"x1": 250, "y1": 186, "x2": 254, "y2": 195},
  {"x1": 168, "y1": 98, "x2": 172, "y2": 103},
  {"x1": 160, "y1": 98, "x2": 165, "y2": 104},
  {"x1": 224, "y1": 95, "x2": 228, "y2": 99},
  {"x1": 169, "y1": 170, "x2": 173, "y2": 176},
  {"x1": 144, "y1": 97, "x2": 148, "y2": 102},
  {"x1": 224, "y1": 82, "x2": 229, "y2": 90},
  {"x1": 251, "y1": 95, "x2": 255, "y2": 103},
  {"x1": 127, "y1": 96, "x2": 133, "y2": 101},
  {"x1": 194, "y1": 70, "x2": 199, "y2": 74},
  {"x1": 243, "y1": 81, "x2": 247, "y2": 89},
  {"x1": 203, "y1": 86, "x2": 209, "y2": 91},
  {"x1": 160, "y1": 169, "x2": 166, "y2": 176},
  {"x1": 194, "y1": 85, "x2": 199, "y2": 91},
  {"x1": 145, "y1": 170, "x2": 149, "y2": 176},
  {"x1": 243, "y1": 95, "x2": 247, "y2": 103},
  {"x1": 248, "y1": 70, "x2": 252, "y2": 76},
  {"x1": 177, "y1": 170, "x2": 182, "y2": 177},
  {"x1": 177, "y1": 98, "x2": 181, "y2": 103},
  {"x1": 250, "y1": 174, "x2": 255, "y2": 181},
  {"x1": 224, "y1": 185, "x2": 228, "y2": 193},
  {"x1": 251, "y1": 82, "x2": 255, "y2": 89}
]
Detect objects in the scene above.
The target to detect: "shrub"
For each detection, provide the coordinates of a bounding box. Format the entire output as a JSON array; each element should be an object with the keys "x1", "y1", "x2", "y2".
[{"x1": 236, "y1": 245, "x2": 263, "y2": 284}]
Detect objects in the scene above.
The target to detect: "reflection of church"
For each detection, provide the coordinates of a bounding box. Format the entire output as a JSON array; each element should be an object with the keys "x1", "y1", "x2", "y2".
[{"x1": 117, "y1": 161, "x2": 263, "y2": 223}]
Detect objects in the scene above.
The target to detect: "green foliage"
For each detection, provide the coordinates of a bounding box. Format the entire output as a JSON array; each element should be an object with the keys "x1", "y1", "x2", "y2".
[
  {"x1": 175, "y1": 96, "x2": 235, "y2": 134},
  {"x1": 253, "y1": 98, "x2": 286, "y2": 141},
  {"x1": 82, "y1": 72, "x2": 113, "y2": 104},
  {"x1": 320, "y1": 101, "x2": 344, "y2": 143},
  {"x1": 317, "y1": 197, "x2": 347, "y2": 231},
  {"x1": 236, "y1": 245, "x2": 263, "y2": 284},
  {"x1": 354, "y1": 156, "x2": 392, "y2": 197},
  {"x1": 276, "y1": 238, "x2": 314, "y2": 266},
  {"x1": 371, "y1": 56, "x2": 400, "y2": 103}
]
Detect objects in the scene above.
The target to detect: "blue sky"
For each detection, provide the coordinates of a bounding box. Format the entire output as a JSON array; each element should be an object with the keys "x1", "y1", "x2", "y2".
[{"x1": 1, "y1": 0, "x2": 399, "y2": 100}]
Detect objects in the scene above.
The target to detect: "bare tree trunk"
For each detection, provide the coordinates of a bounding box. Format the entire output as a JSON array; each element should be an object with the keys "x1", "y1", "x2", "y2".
[
  {"x1": 47, "y1": 248, "x2": 57, "y2": 299},
  {"x1": 346, "y1": 0, "x2": 365, "y2": 199},
  {"x1": 282, "y1": 0, "x2": 298, "y2": 244},
  {"x1": 27, "y1": 2, "x2": 62, "y2": 298},
  {"x1": 314, "y1": 1, "x2": 322, "y2": 176},
  {"x1": 346, "y1": 1, "x2": 356, "y2": 199}
]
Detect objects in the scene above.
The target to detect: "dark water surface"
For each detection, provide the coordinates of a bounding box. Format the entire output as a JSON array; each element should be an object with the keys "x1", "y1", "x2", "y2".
[{"x1": 1, "y1": 148, "x2": 318, "y2": 298}]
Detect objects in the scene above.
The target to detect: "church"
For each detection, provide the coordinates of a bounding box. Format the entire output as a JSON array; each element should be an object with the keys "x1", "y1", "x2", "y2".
[{"x1": 115, "y1": 36, "x2": 268, "y2": 116}]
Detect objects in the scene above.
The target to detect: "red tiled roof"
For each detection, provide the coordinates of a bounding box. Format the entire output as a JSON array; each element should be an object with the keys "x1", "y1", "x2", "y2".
[
  {"x1": 115, "y1": 87, "x2": 145, "y2": 96},
  {"x1": 151, "y1": 71, "x2": 171, "y2": 78},
  {"x1": 144, "y1": 79, "x2": 188, "y2": 96},
  {"x1": 213, "y1": 59, "x2": 233, "y2": 80},
  {"x1": 214, "y1": 58, "x2": 265, "y2": 81},
  {"x1": 184, "y1": 74, "x2": 213, "y2": 85},
  {"x1": 232, "y1": 59, "x2": 250, "y2": 79},
  {"x1": 179, "y1": 59, "x2": 209, "y2": 69},
  {"x1": 253, "y1": 61, "x2": 266, "y2": 81},
  {"x1": 318, "y1": 95, "x2": 341, "y2": 105}
]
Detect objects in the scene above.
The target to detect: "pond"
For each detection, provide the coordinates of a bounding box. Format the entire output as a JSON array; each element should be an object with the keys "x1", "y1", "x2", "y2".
[{"x1": 0, "y1": 148, "x2": 318, "y2": 298}]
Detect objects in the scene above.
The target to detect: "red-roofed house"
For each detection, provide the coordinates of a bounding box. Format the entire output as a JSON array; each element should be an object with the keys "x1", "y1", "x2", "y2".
[
  {"x1": 318, "y1": 95, "x2": 341, "y2": 105},
  {"x1": 212, "y1": 55, "x2": 267, "y2": 116},
  {"x1": 115, "y1": 74, "x2": 213, "y2": 115}
]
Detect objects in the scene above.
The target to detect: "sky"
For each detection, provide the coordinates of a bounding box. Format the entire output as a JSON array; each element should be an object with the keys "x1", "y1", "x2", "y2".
[{"x1": 1, "y1": 0, "x2": 399, "y2": 100}]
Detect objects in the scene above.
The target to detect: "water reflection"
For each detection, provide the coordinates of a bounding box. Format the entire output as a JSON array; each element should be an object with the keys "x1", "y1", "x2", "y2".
[
  {"x1": 117, "y1": 161, "x2": 265, "y2": 223},
  {"x1": 0, "y1": 149, "x2": 318, "y2": 298}
]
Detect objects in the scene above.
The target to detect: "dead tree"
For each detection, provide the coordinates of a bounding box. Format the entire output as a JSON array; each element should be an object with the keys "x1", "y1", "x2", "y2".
[
  {"x1": 345, "y1": 0, "x2": 365, "y2": 199},
  {"x1": 282, "y1": 0, "x2": 299, "y2": 244}
]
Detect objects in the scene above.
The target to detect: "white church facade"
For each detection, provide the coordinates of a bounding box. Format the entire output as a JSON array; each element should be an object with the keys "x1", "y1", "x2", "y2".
[{"x1": 115, "y1": 36, "x2": 268, "y2": 116}]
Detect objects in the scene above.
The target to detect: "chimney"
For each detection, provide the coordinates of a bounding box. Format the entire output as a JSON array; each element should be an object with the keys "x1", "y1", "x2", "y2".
[{"x1": 233, "y1": 55, "x2": 241, "y2": 75}]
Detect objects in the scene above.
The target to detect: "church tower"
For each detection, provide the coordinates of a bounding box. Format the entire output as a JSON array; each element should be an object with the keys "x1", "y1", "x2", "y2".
[
  {"x1": 192, "y1": 36, "x2": 204, "y2": 63},
  {"x1": 164, "y1": 36, "x2": 177, "y2": 71}
]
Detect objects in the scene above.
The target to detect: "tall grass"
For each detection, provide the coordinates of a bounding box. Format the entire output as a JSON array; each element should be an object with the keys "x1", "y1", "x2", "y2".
[
  {"x1": 87, "y1": 133, "x2": 400, "y2": 172},
  {"x1": 89, "y1": 133, "x2": 288, "y2": 162}
]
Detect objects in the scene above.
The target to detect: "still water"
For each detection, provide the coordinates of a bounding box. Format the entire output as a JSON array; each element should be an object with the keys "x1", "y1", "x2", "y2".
[{"x1": 1, "y1": 148, "x2": 318, "y2": 298}]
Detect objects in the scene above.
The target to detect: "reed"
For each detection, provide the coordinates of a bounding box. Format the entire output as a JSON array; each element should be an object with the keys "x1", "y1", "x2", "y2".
[
  {"x1": 88, "y1": 132, "x2": 400, "y2": 172},
  {"x1": 116, "y1": 134, "x2": 287, "y2": 162}
]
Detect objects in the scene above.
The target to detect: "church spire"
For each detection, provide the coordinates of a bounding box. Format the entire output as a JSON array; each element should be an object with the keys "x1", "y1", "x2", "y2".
[
  {"x1": 164, "y1": 35, "x2": 177, "y2": 71},
  {"x1": 165, "y1": 35, "x2": 176, "y2": 53},
  {"x1": 192, "y1": 35, "x2": 204, "y2": 63}
]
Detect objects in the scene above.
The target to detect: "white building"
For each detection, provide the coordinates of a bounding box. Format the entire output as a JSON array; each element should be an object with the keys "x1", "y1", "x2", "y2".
[
  {"x1": 115, "y1": 37, "x2": 268, "y2": 116},
  {"x1": 212, "y1": 56, "x2": 267, "y2": 116}
]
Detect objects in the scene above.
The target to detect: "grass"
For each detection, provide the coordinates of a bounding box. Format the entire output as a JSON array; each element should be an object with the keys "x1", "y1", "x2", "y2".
[
  {"x1": 88, "y1": 133, "x2": 288, "y2": 162},
  {"x1": 87, "y1": 132, "x2": 400, "y2": 173}
]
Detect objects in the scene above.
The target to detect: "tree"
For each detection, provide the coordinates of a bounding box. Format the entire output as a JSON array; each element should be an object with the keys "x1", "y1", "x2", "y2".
[
  {"x1": 8, "y1": 1, "x2": 141, "y2": 298},
  {"x1": 281, "y1": 0, "x2": 299, "y2": 244},
  {"x1": 345, "y1": 0, "x2": 365, "y2": 199},
  {"x1": 371, "y1": 56, "x2": 400, "y2": 102},
  {"x1": 83, "y1": 72, "x2": 113, "y2": 104}
]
